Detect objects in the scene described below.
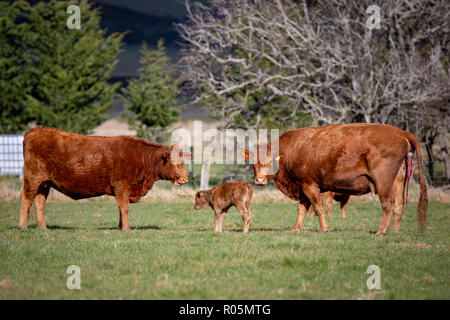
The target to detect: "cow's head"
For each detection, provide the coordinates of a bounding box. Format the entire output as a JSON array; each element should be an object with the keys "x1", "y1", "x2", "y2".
[
  {"x1": 242, "y1": 145, "x2": 280, "y2": 186},
  {"x1": 194, "y1": 190, "x2": 211, "y2": 210},
  {"x1": 160, "y1": 145, "x2": 192, "y2": 186}
]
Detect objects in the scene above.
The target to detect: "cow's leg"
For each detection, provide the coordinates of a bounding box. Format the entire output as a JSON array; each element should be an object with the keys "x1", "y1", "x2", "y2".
[
  {"x1": 340, "y1": 195, "x2": 350, "y2": 218},
  {"x1": 377, "y1": 195, "x2": 394, "y2": 235},
  {"x1": 325, "y1": 192, "x2": 333, "y2": 217},
  {"x1": 303, "y1": 184, "x2": 328, "y2": 232},
  {"x1": 34, "y1": 183, "x2": 50, "y2": 230},
  {"x1": 19, "y1": 191, "x2": 33, "y2": 230},
  {"x1": 371, "y1": 162, "x2": 401, "y2": 235},
  {"x1": 236, "y1": 203, "x2": 252, "y2": 234},
  {"x1": 214, "y1": 209, "x2": 226, "y2": 232},
  {"x1": 391, "y1": 163, "x2": 406, "y2": 231},
  {"x1": 373, "y1": 177, "x2": 396, "y2": 235},
  {"x1": 115, "y1": 187, "x2": 131, "y2": 232},
  {"x1": 308, "y1": 209, "x2": 314, "y2": 218},
  {"x1": 19, "y1": 177, "x2": 39, "y2": 230},
  {"x1": 291, "y1": 199, "x2": 311, "y2": 231},
  {"x1": 117, "y1": 201, "x2": 130, "y2": 232},
  {"x1": 309, "y1": 193, "x2": 322, "y2": 218}
]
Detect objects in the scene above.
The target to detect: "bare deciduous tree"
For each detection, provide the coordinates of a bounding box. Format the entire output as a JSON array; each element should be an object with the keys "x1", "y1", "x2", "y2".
[{"x1": 177, "y1": 0, "x2": 449, "y2": 182}]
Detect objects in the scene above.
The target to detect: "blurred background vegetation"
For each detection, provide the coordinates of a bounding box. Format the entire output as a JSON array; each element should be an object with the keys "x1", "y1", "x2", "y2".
[{"x1": 0, "y1": 0, "x2": 448, "y2": 188}]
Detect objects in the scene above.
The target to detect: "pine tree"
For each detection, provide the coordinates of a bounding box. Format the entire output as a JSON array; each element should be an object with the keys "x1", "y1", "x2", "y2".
[
  {"x1": 0, "y1": 1, "x2": 32, "y2": 133},
  {"x1": 121, "y1": 39, "x2": 180, "y2": 142},
  {"x1": 25, "y1": 0, "x2": 124, "y2": 134}
]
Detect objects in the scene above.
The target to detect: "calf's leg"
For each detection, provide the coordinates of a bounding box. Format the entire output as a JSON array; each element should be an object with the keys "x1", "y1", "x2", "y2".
[
  {"x1": 214, "y1": 209, "x2": 226, "y2": 232},
  {"x1": 236, "y1": 203, "x2": 252, "y2": 234}
]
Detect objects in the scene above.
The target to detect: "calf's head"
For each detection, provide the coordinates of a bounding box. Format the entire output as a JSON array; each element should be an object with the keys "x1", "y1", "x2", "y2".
[
  {"x1": 159, "y1": 145, "x2": 192, "y2": 186},
  {"x1": 194, "y1": 190, "x2": 210, "y2": 210}
]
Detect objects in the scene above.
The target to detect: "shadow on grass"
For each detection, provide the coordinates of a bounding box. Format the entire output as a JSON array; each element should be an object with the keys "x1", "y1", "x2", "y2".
[
  {"x1": 8, "y1": 224, "x2": 75, "y2": 230},
  {"x1": 195, "y1": 227, "x2": 296, "y2": 233},
  {"x1": 98, "y1": 225, "x2": 162, "y2": 231},
  {"x1": 46, "y1": 224, "x2": 76, "y2": 230}
]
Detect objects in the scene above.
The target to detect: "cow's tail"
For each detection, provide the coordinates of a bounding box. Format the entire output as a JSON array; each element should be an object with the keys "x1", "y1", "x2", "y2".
[{"x1": 405, "y1": 132, "x2": 428, "y2": 233}]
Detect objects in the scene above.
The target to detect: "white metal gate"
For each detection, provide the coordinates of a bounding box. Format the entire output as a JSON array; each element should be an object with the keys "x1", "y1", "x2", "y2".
[{"x1": 0, "y1": 134, "x2": 24, "y2": 176}]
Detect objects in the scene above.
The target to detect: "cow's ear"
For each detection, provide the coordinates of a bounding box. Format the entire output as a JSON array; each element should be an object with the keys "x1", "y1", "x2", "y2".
[
  {"x1": 161, "y1": 151, "x2": 169, "y2": 165},
  {"x1": 169, "y1": 144, "x2": 183, "y2": 164},
  {"x1": 240, "y1": 149, "x2": 250, "y2": 160},
  {"x1": 183, "y1": 152, "x2": 193, "y2": 161}
]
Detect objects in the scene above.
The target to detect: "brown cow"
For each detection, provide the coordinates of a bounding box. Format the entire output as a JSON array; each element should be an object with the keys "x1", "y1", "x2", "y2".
[
  {"x1": 19, "y1": 127, "x2": 191, "y2": 231},
  {"x1": 244, "y1": 123, "x2": 427, "y2": 235},
  {"x1": 194, "y1": 181, "x2": 253, "y2": 233},
  {"x1": 311, "y1": 161, "x2": 407, "y2": 220}
]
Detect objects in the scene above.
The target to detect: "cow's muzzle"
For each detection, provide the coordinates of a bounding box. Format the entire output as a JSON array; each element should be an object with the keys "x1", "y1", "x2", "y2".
[
  {"x1": 174, "y1": 177, "x2": 189, "y2": 186},
  {"x1": 254, "y1": 177, "x2": 268, "y2": 185}
]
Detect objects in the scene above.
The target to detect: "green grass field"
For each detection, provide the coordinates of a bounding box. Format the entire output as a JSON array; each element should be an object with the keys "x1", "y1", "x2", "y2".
[{"x1": 0, "y1": 199, "x2": 449, "y2": 299}]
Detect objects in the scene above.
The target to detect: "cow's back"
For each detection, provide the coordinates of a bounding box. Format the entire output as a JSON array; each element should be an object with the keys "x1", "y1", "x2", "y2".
[
  {"x1": 278, "y1": 124, "x2": 411, "y2": 194},
  {"x1": 23, "y1": 127, "x2": 139, "y2": 199}
]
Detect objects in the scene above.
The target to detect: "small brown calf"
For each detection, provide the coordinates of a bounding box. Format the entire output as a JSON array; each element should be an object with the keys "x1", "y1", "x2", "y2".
[{"x1": 194, "y1": 181, "x2": 253, "y2": 233}]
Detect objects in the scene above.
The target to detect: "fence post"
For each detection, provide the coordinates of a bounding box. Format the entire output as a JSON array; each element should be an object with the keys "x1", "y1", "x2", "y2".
[{"x1": 200, "y1": 160, "x2": 211, "y2": 190}]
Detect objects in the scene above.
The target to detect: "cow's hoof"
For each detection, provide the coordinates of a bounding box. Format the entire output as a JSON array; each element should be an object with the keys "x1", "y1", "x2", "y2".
[
  {"x1": 19, "y1": 225, "x2": 27, "y2": 230},
  {"x1": 290, "y1": 227, "x2": 302, "y2": 232},
  {"x1": 121, "y1": 227, "x2": 131, "y2": 232},
  {"x1": 38, "y1": 226, "x2": 48, "y2": 231},
  {"x1": 375, "y1": 230, "x2": 387, "y2": 235},
  {"x1": 318, "y1": 228, "x2": 329, "y2": 233}
]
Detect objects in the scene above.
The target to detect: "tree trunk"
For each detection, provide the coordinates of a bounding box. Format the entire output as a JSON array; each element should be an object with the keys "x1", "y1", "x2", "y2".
[
  {"x1": 437, "y1": 131, "x2": 450, "y2": 185},
  {"x1": 425, "y1": 141, "x2": 435, "y2": 186}
]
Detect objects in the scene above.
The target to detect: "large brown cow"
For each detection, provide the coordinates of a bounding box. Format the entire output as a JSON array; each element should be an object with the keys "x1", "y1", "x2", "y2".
[
  {"x1": 19, "y1": 127, "x2": 191, "y2": 231},
  {"x1": 244, "y1": 123, "x2": 427, "y2": 235}
]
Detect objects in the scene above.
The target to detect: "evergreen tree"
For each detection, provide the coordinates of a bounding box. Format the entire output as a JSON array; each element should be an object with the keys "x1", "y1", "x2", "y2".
[
  {"x1": 121, "y1": 39, "x2": 180, "y2": 142},
  {"x1": 0, "y1": 1, "x2": 32, "y2": 133},
  {"x1": 26, "y1": 0, "x2": 124, "y2": 134}
]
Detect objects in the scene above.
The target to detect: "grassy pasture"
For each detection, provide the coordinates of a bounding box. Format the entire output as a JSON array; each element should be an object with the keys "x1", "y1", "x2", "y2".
[{"x1": 0, "y1": 198, "x2": 449, "y2": 300}]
